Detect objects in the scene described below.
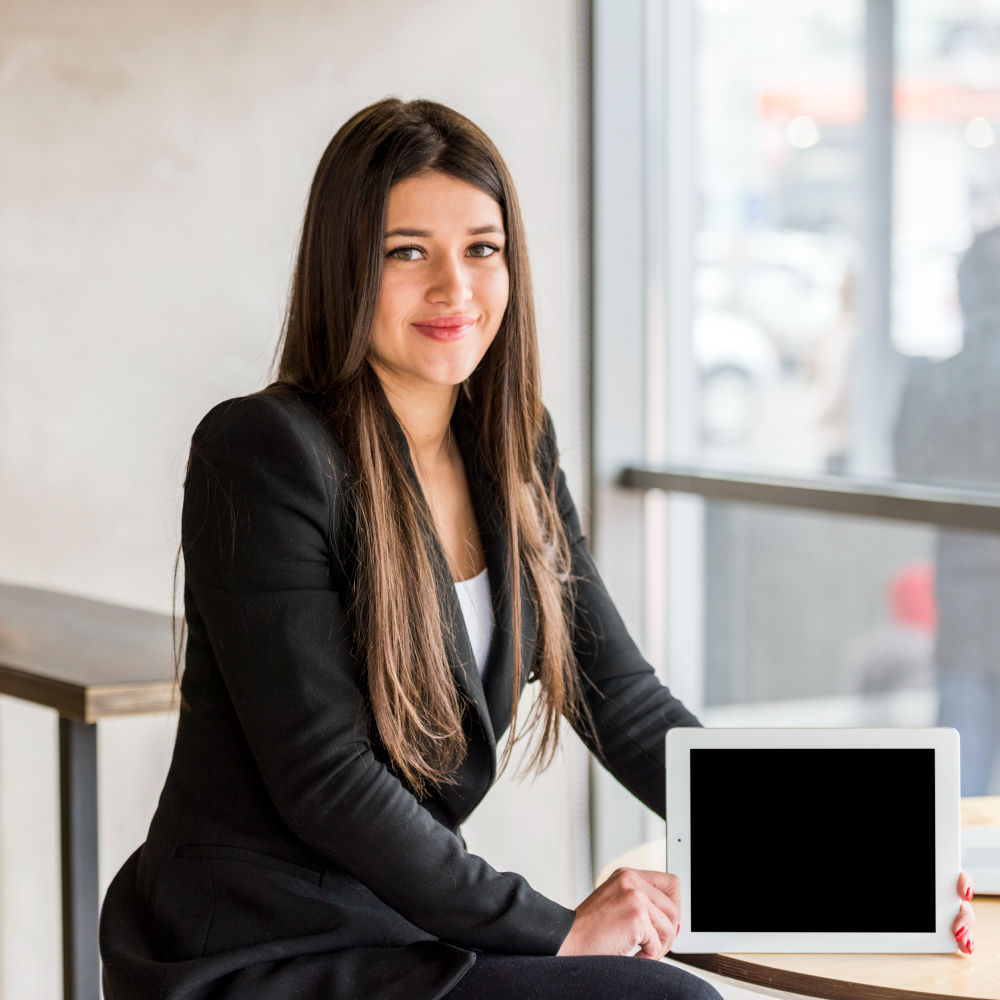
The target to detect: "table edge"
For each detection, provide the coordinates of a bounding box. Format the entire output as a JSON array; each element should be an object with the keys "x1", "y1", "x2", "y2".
[
  {"x1": 0, "y1": 663, "x2": 178, "y2": 720},
  {"x1": 85, "y1": 682, "x2": 179, "y2": 721},
  {"x1": 0, "y1": 663, "x2": 86, "y2": 718},
  {"x1": 671, "y1": 953, "x2": 977, "y2": 1000}
]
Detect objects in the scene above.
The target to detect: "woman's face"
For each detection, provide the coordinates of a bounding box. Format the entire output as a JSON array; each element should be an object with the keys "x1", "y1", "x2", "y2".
[{"x1": 370, "y1": 171, "x2": 509, "y2": 391}]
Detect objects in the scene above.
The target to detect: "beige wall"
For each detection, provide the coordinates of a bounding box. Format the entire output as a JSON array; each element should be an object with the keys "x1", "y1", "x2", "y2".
[{"x1": 0, "y1": 2, "x2": 588, "y2": 995}]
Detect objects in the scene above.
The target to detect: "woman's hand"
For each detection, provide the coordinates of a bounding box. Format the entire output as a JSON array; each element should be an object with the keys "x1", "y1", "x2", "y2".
[
  {"x1": 556, "y1": 868, "x2": 681, "y2": 960},
  {"x1": 953, "y1": 870, "x2": 976, "y2": 955}
]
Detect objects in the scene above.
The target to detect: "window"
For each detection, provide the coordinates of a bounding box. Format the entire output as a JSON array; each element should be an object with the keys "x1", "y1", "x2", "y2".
[{"x1": 592, "y1": 0, "x2": 1000, "y2": 871}]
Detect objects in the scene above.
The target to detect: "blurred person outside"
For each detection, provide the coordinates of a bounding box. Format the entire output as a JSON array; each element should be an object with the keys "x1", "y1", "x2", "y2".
[
  {"x1": 847, "y1": 562, "x2": 936, "y2": 700},
  {"x1": 895, "y1": 226, "x2": 1000, "y2": 796}
]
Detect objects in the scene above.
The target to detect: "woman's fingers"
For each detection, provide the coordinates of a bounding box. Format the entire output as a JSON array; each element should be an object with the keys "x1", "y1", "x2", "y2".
[
  {"x1": 627, "y1": 870, "x2": 681, "y2": 957},
  {"x1": 609, "y1": 869, "x2": 679, "y2": 959},
  {"x1": 952, "y1": 900, "x2": 975, "y2": 933},
  {"x1": 953, "y1": 871, "x2": 976, "y2": 955},
  {"x1": 632, "y1": 873, "x2": 682, "y2": 928},
  {"x1": 953, "y1": 899, "x2": 975, "y2": 954},
  {"x1": 955, "y1": 926, "x2": 974, "y2": 955},
  {"x1": 612, "y1": 871, "x2": 672, "y2": 958},
  {"x1": 636, "y1": 893, "x2": 677, "y2": 959},
  {"x1": 637, "y1": 869, "x2": 683, "y2": 907},
  {"x1": 958, "y1": 869, "x2": 975, "y2": 903}
]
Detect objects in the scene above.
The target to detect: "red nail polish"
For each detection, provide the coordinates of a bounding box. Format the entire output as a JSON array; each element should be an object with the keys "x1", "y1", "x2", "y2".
[
  {"x1": 970, "y1": 940, "x2": 975, "y2": 953},
  {"x1": 966, "y1": 887, "x2": 974, "y2": 901},
  {"x1": 956, "y1": 926, "x2": 967, "y2": 939}
]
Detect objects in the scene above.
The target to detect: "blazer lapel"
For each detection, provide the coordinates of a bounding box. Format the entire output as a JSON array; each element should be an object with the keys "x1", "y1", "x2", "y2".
[
  {"x1": 388, "y1": 410, "x2": 497, "y2": 761},
  {"x1": 450, "y1": 403, "x2": 534, "y2": 743},
  {"x1": 437, "y1": 567, "x2": 497, "y2": 756}
]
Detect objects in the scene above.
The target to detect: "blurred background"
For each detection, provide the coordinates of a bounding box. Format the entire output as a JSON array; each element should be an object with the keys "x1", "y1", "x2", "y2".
[
  {"x1": 3, "y1": 0, "x2": 1000, "y2": 996},
  {"x1": 0, "y1": 2, "x2": 589, "y2": 995}
]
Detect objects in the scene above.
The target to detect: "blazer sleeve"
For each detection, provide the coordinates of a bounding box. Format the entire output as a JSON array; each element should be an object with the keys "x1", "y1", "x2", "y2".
[
  {"x1": 182, "y1": 393, "x2": 575, "y2": 955},
  {"x1": 541, "y1": 421, "x2": 701, "y2": 819}
]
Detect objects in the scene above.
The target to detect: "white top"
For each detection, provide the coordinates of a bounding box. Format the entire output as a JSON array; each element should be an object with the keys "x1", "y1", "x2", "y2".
[{"x1": 454, "y1": 567, "x2": 494, "y2": 679}]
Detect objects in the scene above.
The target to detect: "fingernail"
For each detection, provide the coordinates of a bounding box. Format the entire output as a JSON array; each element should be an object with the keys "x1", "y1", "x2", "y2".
[
  {"x1": 966, "y1": 886, "x2": 974, "y2": 901},
  {"x1": 970, "y1": 939, "x2": 975, "y2": 953},
  {"x1": 956, "y1": 926, "x2": 967, "y2": 940},
  {"x1": 676, "y1": 924, "x2": 680, "y2": 934}
]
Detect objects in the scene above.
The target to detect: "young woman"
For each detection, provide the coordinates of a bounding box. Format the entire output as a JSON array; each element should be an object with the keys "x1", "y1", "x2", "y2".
[{"x1": 99, "y1": 99, "x2": 975, "y2": 1000}]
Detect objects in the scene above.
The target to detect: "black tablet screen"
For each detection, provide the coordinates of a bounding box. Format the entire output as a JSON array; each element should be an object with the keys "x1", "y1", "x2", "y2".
[{"x1": 689, "y1": 748, "x2": 935, "y2": 932}]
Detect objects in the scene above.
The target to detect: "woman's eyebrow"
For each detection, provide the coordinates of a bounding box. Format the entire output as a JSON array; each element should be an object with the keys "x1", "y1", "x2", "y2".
[{"x1": 383, "y1": 224, "x2": 504, "y2": 238}]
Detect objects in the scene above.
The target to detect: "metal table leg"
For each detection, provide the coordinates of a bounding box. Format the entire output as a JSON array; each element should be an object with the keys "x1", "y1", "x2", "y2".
[{"x1": 59, "y1": 717, "x2": 99, "y2": 1000}]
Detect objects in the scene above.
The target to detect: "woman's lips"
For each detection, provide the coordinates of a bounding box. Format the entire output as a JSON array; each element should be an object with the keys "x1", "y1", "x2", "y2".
[{"x1": 411, "y1": 315, "x2": 477, "y2": 342}]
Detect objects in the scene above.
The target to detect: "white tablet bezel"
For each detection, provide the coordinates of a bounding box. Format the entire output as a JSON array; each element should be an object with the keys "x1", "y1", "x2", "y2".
[{"x1": 665, "y1": 727, "x2": 961, "y2": 954}]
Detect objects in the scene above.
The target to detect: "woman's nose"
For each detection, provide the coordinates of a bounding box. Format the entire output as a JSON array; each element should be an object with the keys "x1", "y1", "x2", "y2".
[{"x1": 427, "y1": 254, "x2": 472, "y2": 306}]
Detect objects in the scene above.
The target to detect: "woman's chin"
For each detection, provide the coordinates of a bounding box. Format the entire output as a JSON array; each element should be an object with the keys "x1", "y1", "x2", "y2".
[
  {"x1": 419, "y1": 365, "x2": 479, "y2": 389},
  {"x1": 400, "y1": 354, "x2": 485, "y2": 390}
]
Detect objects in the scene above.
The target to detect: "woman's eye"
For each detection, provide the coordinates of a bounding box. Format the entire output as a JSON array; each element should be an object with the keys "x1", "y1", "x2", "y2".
[
  {"x1": 468, "y1": 243, "x2": 501, "y2": 258},
  {"x1": 387, "y1": 247, "x2": 423, "y2": 261}
]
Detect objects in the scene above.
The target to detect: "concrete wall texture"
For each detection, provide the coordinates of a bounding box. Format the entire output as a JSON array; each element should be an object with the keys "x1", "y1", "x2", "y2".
[{"x1": 0, "y1": 2, "x2": 588, "y2": 995}]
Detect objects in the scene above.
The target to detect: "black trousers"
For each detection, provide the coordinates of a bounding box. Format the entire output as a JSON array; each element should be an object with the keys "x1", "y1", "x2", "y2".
[{"x1": 443, "y1": 955, "x2": 723, "y2": 1000}]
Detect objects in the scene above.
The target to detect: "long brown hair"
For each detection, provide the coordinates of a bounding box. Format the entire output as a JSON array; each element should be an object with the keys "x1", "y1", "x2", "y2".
[{"x1": 276, "y1": 98, "x2": 588, "y2": 796}]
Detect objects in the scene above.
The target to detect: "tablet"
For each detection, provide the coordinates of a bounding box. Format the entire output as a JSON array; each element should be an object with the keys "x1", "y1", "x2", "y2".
[{"x1": 665, "y1": 727, "x2": 961, "y2": 953}]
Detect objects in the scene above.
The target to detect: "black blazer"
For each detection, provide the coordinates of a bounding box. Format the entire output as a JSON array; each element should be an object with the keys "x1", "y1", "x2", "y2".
[{"x1": 100, "y1": 386, "x2": 700, "y2": 1000}]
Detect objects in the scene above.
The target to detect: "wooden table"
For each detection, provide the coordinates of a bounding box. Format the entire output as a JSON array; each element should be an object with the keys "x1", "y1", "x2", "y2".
[
  {"x1": 597, "y1": 797, "x2": 1000, "y2": 1000},
  {"x1": 0, "y1": 583, "x2": 175, "y2": 1000}
]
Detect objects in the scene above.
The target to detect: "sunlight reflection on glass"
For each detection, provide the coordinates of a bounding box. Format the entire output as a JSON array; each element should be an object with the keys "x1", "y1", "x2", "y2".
[
  {"x1": 787, "y1": 115, "x2": 821, "y2": 149},
  {"x1": 965, "y1": 116, "x2": 996, "y2": 149}
]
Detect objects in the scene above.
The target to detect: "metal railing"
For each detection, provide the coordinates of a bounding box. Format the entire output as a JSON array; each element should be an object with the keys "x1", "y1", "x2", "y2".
[{"x1": 619, "y1": 465, "x2": 1000, "y2": 532}]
